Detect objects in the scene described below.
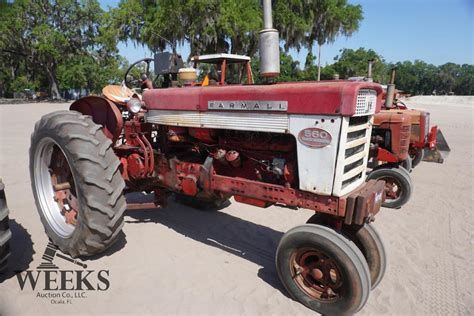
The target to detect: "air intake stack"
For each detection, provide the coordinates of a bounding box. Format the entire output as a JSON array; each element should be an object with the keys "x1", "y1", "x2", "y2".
[
  {"x1": 259, "y1": 0, "x2": 280, "y2": 78},
  {"x1": 385, "y1": 67, "x2": 398, "y2": 108}
]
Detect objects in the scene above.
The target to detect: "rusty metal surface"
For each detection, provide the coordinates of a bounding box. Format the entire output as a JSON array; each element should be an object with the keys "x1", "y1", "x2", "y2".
[
  {"x1": 70, "y1": 96, "x2": 124, "y2": 142},
  {"x1": 343, "y1": 180, "x2": 384, "y2": 225}
]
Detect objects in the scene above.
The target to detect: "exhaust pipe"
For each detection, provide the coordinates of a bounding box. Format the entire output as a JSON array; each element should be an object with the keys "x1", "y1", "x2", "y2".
[
  {"x1": 259, "y1": 0, "x2": 280, "y2": 78},
  {"x1": 367, "y1": 59, "x2": 375, "y2": 82},
  {"x1": 385, "y1": 67, "x2": 398, "y2": 108}
]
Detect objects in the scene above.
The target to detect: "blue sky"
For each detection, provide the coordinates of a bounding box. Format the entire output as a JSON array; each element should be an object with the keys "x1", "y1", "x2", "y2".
[{"x1": 100, "y1": 0, "x2": 474, "y2": 67}]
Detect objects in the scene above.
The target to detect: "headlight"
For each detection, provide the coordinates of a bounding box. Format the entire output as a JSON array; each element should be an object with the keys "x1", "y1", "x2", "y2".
[{"x1": 126, "y1": 98, "x2": 142, "y2": 113}]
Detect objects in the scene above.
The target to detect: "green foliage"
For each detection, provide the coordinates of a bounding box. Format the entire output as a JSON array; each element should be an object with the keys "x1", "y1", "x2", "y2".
[
  {"x1": 0, "y1": 0, "x2": 121, "y2": 98},
  {"x1": 0, "y1": 1, "x2": 471, "y2": 97},
  {"x1": 453, "y1": 64, "x2": 474, "y2": 95},
  {"x1": 277, "y1": 51, "x2": 302, "y2": 82},
  {"x1": 110, "y1": 0, "x2": 261, "y2": 56},
  {"x1": 332, "y1": 48, "x2": 388, "y2": 82}
]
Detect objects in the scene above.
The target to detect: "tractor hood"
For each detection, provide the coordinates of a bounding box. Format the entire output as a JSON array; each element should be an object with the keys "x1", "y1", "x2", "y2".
[
  {"x1": 142, "y1": 81, "x2": 383, "y2": 116},
  {"x1": 374, "y1": 110, "x2": 412, "y2": 126}
]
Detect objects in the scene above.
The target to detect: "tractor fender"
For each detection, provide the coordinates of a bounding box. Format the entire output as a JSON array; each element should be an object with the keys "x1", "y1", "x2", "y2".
[{"x1": 70, "y1": 96, "x2": 123, "y2": 142}]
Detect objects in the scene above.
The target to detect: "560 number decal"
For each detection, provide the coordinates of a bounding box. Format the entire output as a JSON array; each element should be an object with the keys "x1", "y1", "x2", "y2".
[{"x1": 298, "y1": 128, "x2": 332, "y2": 148}]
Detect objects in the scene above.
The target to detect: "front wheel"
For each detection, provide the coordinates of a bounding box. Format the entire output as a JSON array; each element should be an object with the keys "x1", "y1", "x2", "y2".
[
  {"x1": 30, "y1": 111, "x2": 126, "y2": 257},
  {"x1": 276, "y1": 224, "x2": 371, "y2": 315},
  {"x1": 399, "y1": 157, "x2": 412, "y2": 173},
  {"x1": 306, "y1": 215, "x2": 387, "y2": 289},
  {"x1": 409, "y1": 147, "x2": 424, "y2": 168},
  {"x1": 367, "y1": 167, "x2": 413, "y2": 209}
]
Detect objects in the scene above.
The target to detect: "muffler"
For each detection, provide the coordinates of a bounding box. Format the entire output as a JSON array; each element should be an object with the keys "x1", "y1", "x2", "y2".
[{"x1": 259, "y1": 0, "x2": 280, "y2": 78}]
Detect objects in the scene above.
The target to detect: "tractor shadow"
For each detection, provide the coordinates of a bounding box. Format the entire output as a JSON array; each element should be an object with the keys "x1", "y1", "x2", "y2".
[
  {"x1": 0, "y1": 219, "x2": 35, "y2": 283},
  {"x1": 78, "y1": 230, "x2": 127, "y2": 262},
  {"x1": 124, "y1": 192, "x2": 290, "y2": 298}
]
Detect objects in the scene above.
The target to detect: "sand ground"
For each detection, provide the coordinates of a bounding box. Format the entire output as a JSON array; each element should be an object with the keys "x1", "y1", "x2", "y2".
[{"x1": 0, "y1": 96, "x2": 472, "y2": 315}]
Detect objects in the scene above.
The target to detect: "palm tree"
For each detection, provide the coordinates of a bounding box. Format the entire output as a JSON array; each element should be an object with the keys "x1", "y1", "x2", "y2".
[{"x1": 306, "y1": 0, "x2": 363, "y2": 80}]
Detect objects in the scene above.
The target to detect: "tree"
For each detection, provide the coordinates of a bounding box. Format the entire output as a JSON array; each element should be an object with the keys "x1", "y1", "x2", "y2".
[
  {"x1": 0, "y1": 0, "x2": 120, "y2": 98},
  {"x1": 395, "y1": 60, "x2": 438, "y2": 95},
  {"x1": 111, "y1": 0, "x2": 261, "y2": 57},
  {"x1": 332, "y1": 48, "x2": 387, "y2": 82},
  {"x1": 274, "y1": 0, "x2": 309, "y2": 52},
  {"x1": 453, "y1": 64, "x2": 474, "y2": 95},
  {"x1": 305, "y1": 0, "x2": 363, "y2": 80}
]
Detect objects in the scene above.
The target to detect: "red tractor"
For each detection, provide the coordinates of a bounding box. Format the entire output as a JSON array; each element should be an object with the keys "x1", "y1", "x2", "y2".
[
  {"x1": 350, "y1": 61, "x2": 413, "y2": 209},
  {"x1": 382, "y1": 67, "x2": 450, "y2": 167},
  {"x1": 29, "y1": 1, "x2": 387, "y2": 314},
  {"x1": 368, "y1": 111, "x2": 413, "y2": 208}
]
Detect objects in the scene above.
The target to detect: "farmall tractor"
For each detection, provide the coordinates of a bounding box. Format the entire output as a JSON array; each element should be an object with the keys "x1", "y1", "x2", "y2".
[
  {"x1": 350, "y1": 61, "x2": 414, "y2": 209},
  {"x1": 29, "y1": 1, "x2": 388, "y2": 314},
  {"x1": 381, "y1": 67, "x2": 450, "y2": 167}
]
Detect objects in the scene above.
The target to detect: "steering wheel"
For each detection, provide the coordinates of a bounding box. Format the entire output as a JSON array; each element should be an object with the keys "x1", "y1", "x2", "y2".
[{"x1": 124, "y1": 57, "x2": 154, "y2": 89}]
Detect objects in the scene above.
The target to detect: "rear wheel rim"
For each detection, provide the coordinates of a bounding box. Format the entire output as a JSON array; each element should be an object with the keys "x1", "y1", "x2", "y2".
[
  {"x1": 290, "y1": 248, "x2": 344, "y2": 302},
  {"x1": 34, "y1": 138, "x2": 78, "y2": 238}
]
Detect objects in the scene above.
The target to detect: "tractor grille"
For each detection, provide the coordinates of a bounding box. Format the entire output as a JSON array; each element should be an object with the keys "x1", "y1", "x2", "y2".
[
  {"x1": 400, "y1": 125, "x2": 411, "y2": 152},
  {"x1": 355, "y1": 89, "x2": 377, "y2": 116},
  {"x1": 333, "y1": 115, "x2": 373, "y2": 196}
]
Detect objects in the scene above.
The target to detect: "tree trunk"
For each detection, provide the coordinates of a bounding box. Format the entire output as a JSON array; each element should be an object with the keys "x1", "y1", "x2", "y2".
[
  {"x1": 46, "y1": 64, "x2": 60, "y2": 99},
  {"x1": 317, "y1": 44, "x2": 322, "y2": 81}
]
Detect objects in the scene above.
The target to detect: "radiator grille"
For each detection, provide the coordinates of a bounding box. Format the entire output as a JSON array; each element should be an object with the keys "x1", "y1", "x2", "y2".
[
  {"x1": 355, "y1": 89, "x2": 377, "y2": 116},
  {"x1": 400, "y1": 125, "x2": 411, "y2": 151},
  {"x1": 333, "y1": 115, "x2": 374, "y2": 196}
]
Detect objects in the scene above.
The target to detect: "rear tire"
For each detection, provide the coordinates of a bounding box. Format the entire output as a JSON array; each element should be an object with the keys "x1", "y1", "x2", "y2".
[
  {"x1": 306, "y1": 215, "x2": 387, "y2": 289},
  {"x1": 30, "y1": 111, "x2": 126, "y2": 257},
  {"x1": 367, "y1": 166, "x2": 412, "y2": 209},
  {"x1": 276, "y1": 224, "x2": 371, "y2": 315},
  {"x1": 0, "y1": 179, "x2": 11, "y2": 273}
]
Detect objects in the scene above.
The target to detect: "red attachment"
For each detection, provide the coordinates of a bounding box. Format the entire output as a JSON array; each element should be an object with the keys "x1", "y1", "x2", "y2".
[
  {"x1": 181, "y1": 176, "x2": 198, "y2": 196},
  {"x1": 127, "y1": 153, "x2": 146, "y2": 180},
  {"x1": 123, "y1": 119, "x2": 155, "y2": 178},
  {"x1": 134, "y1": 135, "x2": 149, "y2": 175},
  {"x1": 120, "y1": 157, "x2": 129, "y2": 181},
  {"x1": 377, "y1": 148, "x2": 399, "y2": 163},
  {"x1": 140, "y1": 134, "x2": 155, "y2": 175},
  {"x1": 427, "y1": 125, "x2": 438, "y2": 149},
  {"x1": 142, "y1": 81, "x2": 383, "y2": 116}
]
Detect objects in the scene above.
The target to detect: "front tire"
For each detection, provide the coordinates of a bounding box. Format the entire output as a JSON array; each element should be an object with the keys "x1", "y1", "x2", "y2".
[
  {"x1": 306, "y1": 215, "x2": 387, "y2": 289},
  {"x1": 276, "y1": 224, "x2": 371, "y2": 315},
  {"x1": 30, "y1": 111, "x2": 126, "y2": 257},
  {"x1": 410, "y1": 147, "x2": 424, "y2": 168},
  {"x1": 0, "y1": 179, "x2": 11, "y2": 273},
  {"x1": 399, "y1": 157, "x2": 412, "y2": 173},
  {"x1": 367, "y1": 166, "x2": 413, "y2": 209}
]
